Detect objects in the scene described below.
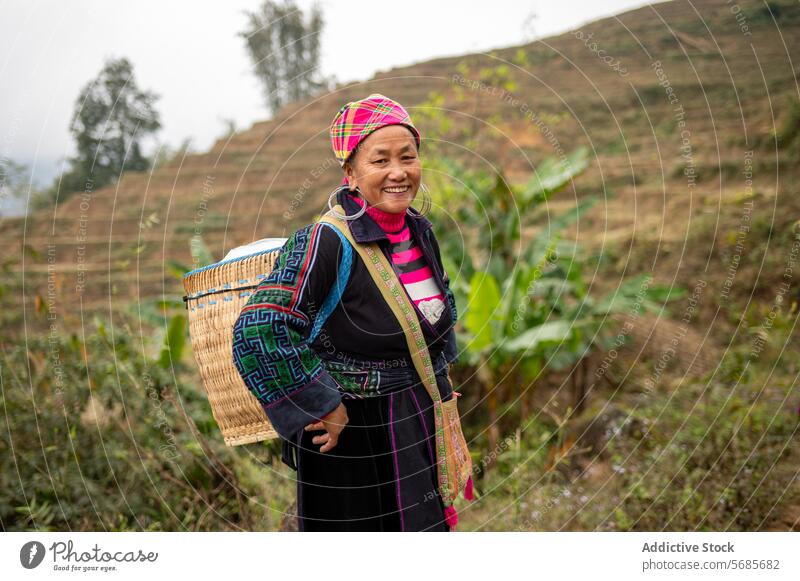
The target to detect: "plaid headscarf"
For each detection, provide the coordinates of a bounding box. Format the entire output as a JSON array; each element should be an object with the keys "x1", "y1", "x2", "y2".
[{"x1": 330, "y1": 93, "x2": 421, "y2": 184}]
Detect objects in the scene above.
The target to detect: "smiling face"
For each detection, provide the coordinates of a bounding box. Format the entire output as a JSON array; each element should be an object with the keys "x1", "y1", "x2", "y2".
[{"x1": 343, "y1": 124, "x2": 421, "y2": 214}]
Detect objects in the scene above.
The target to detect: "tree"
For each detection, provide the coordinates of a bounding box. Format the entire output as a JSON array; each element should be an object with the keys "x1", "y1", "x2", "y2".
[
  {"x1": 59, "y1": 57, "x2": 161, "y2": 199},
  {"x1": 0, "y1": 159, "x2": 31, "y2": 215},
  {"x1": 240, "y1": 0, "x2": 328, "y2": 115},
  {"x1": 0, "y1": 159, "x2": 52, "y2": 215}
]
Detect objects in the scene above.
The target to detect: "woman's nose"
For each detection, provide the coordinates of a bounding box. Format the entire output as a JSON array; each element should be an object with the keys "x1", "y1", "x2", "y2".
[{"x1": 387, "y1": 161, "x2": 407, "y2": 180}]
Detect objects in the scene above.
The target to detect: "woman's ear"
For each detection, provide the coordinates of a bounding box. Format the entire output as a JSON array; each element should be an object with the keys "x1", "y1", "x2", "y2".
[{"x1": 344, "y1": 162, "x2": 356, "y2": 190}]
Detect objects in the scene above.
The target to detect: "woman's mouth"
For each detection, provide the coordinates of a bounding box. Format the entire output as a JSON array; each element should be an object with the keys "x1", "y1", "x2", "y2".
[{"x1": 383, "y1": 185, "x2": 411, "y2": 194}]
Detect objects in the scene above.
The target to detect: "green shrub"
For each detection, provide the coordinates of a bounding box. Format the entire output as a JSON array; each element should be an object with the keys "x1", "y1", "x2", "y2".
[{"x1": 0, "y1": 316, "x2": 293, "y2": 531}]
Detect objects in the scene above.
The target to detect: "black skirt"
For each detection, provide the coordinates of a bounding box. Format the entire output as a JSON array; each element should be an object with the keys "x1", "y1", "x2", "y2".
[{"x1": 284, "y1": 384, "x2": 449, "y2": 532}]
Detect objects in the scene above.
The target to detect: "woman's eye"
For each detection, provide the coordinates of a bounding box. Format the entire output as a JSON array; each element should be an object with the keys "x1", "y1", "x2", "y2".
[{"x1": 373, "y1": 159, "x2": 387, "y2": 164}]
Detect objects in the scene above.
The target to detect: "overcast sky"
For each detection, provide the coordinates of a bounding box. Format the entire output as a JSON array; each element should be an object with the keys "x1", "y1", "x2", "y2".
[{"x1": 0, "y1": 0, "x2": 650, "y2": 213}]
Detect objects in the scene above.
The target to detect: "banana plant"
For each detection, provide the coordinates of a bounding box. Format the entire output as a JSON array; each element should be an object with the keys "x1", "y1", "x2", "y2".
[{"x1": 428, "y1": 148, "x2": 678, "y2": 457}]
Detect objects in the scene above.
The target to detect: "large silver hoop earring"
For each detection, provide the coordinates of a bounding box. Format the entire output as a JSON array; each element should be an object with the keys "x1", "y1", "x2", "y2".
[
  {"x1": 407, "y1": 183, "x2": 431, "y2": 217},
  {"x1": 328, "y1": 186, "x2": 367, "y2": 221}
]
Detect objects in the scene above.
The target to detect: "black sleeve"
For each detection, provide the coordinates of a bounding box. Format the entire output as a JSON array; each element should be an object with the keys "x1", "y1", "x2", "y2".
[{"x1": 231, "y1": 223, "x2": 346, "y2": 440}]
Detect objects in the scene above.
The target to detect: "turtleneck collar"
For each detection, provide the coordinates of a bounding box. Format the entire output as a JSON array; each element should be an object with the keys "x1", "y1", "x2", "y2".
[{"x1": 347, "y1": 191, "x2": 406, "y2": 233}]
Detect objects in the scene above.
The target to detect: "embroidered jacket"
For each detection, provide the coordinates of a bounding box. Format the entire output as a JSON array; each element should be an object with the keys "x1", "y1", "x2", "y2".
[{"x1": 231, "y1": 187, "x2": 459, "y2": 440}]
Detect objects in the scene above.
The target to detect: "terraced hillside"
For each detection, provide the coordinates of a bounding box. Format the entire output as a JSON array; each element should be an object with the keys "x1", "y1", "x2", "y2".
[
  {"x1": 3, "y1": 0, "x2": 799, "y2": 329},
  {"x1": 3, "y1": 0, "x2": 800, "y2": 534}
]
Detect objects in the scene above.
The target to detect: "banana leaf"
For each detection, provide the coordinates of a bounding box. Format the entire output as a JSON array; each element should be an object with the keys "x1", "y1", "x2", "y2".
[
  {"x1": 158, "y1": 314, "x2": 187, "y2": 369},
  {"x1": 464, "y1": 271, "x2": 503, "y2": 353},
  {"x1": 519, "y1": 146, "x2": 590, "y2": 209},
  {"x1": 502, "y1": 320, "x2": 573, "y2": 354}
]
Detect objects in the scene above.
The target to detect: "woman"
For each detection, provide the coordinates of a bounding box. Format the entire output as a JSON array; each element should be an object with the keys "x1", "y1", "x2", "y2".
[{"x1": 232, "y1": 93, "x2": 469, "y2": 531}]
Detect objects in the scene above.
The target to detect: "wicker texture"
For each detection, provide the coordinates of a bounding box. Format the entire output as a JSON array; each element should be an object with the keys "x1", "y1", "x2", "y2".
[{"x1": 183, "y1": 251, "x2": 281, "y2": 446}]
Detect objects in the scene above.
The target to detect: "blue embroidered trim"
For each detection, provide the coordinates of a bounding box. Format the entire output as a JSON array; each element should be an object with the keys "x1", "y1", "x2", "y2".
[
  {"x1": 307, "y1": 222, "x2": 353, "y2": 344},
  {"x1": 182, "y1": 247, "x2": 284, "y2": 280}
]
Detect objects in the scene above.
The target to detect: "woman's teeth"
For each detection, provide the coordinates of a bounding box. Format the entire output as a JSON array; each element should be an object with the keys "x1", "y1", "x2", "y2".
[{"x1": 384, "y1": 185, "x2": 410, "y2": 193}]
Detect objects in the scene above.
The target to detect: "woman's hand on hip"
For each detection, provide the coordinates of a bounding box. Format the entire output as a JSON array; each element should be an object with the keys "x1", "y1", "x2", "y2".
[{"x1": 304, "y1": 403, "x2": 349, "y2": 453}]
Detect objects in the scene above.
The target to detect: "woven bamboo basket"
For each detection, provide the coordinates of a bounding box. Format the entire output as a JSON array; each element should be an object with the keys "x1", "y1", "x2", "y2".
[{"x1": 182, "y1": 239, "x2": 286, "y2": 446}]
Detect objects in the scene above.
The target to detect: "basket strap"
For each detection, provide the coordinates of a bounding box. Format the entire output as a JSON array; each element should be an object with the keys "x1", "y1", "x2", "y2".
[{"x1": 307, "y1": 222, "x2": 353, "y2": 344}]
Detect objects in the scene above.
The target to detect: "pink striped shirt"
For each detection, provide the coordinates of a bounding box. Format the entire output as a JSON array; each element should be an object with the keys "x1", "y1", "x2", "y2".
[{"x1": 350, "y1": 193, "x2": 447, "y2": 325}]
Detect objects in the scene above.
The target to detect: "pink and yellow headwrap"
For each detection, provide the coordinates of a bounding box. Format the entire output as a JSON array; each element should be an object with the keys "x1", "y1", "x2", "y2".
[{"x1": 330, "y1": 93, "x2": 421, "y2": 185}]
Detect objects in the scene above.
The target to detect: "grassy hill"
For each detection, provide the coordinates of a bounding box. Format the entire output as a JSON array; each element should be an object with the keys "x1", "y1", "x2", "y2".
[{"x1": 2, "y1": 0, "x2": 798, "y2": 321}]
